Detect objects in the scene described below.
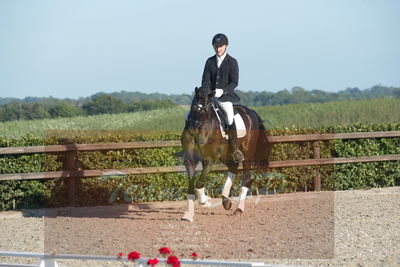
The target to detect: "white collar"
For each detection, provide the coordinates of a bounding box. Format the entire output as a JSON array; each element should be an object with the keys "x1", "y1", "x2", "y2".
[
  {"x1": 217, "y1": 52, "x2": 227, "y2": 62},
  {"x1": 216, "y1": 52, "x2": 227, "y2": 68}
]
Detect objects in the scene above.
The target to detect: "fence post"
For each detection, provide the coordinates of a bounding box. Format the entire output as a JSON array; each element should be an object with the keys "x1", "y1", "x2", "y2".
[
  {"x1": 313, "y1": 141, "x2": 321, "y2": 191},
  {"x1": 64, "y1": 149, "x2": 77, "y2": 206},
  {"x1": 38, "y1": 258, "x2": 58, "y2": 267}
]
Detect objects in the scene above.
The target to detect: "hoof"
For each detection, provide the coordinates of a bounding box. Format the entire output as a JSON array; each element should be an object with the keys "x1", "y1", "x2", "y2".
[
  {"x1": 222, "y1": 196, "x2": 232, "y2": 210},
  {"x1": 233, "y1": 208, "x2": 243, "y2": 215},
  {"x1": 181, "y1": 212, "x2": 193, "y2": 222}
]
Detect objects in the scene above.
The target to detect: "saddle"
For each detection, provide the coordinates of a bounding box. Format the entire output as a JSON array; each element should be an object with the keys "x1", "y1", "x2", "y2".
[{"x1": 212, "y1": 102, "x2": 246, "y2": 139}]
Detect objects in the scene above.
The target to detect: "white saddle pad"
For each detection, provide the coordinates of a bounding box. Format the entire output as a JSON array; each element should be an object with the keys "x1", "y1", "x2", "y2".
[
  {"x1": 213, "y1": 109, "x2": 246, "y2": 139},
  {"x1": 184, "y1": 109, "x2": 247, "y2": 139}
]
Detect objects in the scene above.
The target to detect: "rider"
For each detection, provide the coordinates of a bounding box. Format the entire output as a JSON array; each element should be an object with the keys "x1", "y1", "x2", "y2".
[{"x1": 202, "y1": 33, "x2": 244, "y2": 162}]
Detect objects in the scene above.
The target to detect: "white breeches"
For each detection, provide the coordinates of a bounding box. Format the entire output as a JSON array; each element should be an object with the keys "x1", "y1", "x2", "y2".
[{"x1": 215, "y1": 100, "x2": 234, "y2": 125}]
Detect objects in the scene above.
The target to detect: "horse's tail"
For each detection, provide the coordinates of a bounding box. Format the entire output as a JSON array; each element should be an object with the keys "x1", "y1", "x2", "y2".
[{"x1": 253, "y1": 111, "x2": 272, "y2": 171}]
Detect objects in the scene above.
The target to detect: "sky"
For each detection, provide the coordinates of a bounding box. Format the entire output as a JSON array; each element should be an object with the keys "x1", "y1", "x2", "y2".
[{"x1": 0, "y1": 0, "x2": 399, "y2": 99}]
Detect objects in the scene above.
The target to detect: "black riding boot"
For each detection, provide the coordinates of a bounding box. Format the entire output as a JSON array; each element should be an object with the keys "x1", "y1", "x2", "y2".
[{"x1": 228, "y1": 121, "x2": 244, "y2": 162}]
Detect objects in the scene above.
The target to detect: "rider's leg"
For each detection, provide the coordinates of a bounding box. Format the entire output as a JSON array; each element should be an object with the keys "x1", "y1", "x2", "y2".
[
  {"x1": 217, "y1": 101, "x2": 244, "y2": 162},
  {"x1": 216, "y1": 100, "x2": 234, "y2": 125},
  {"x1": 229, "y1": 121, "x2": 245, "y2": 162}
]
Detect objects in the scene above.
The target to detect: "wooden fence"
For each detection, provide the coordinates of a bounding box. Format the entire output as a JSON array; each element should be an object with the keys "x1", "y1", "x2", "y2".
[{"x1": 0, "y1": 131, "x2": 399, "y2": 205}]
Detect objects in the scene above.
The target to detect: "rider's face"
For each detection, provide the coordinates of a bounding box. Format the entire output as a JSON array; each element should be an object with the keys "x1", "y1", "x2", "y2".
[{"x1": 214, "y1": 45, "x2": 227, "y2": 57}]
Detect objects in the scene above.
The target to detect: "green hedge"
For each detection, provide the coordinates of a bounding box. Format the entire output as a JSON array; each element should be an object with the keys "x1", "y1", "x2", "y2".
[
  {"x1": 330, "y1": 123, "x2": 400, "y2": 190},
  {"x1": 0, "y1": 123, "x2": 399, "y2": 211}
]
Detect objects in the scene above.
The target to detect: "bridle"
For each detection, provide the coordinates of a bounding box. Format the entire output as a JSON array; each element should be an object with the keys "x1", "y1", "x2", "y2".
[
  {"x1": 193, "y1": 101, "x2": 214, "y2": 112},
  {"x1": 188, "y1": 97, "x2": 215, "y2": 128}
]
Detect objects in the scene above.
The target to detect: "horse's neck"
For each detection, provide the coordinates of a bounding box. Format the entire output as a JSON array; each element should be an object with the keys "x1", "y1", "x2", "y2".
[
  {"x1": 206, "y1": 107, "x2": 220, "y2": 127},
  {"x1": 193, "y1": 108, "x2": 219, "y2": 131}
]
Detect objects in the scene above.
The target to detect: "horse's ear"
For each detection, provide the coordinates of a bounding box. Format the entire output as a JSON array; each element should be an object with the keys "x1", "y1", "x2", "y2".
[{"x1": 195, "y1": 87, "x2": 199, "y2": 94}]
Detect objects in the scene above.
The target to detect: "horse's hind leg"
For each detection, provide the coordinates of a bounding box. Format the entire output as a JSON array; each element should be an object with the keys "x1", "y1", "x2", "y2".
[
  {"x1": 221, "y1": 162, "x2": 239, "y2": 210},
  {"x1": 234, "y1": 165, "x2": 251, "y2": 215}
]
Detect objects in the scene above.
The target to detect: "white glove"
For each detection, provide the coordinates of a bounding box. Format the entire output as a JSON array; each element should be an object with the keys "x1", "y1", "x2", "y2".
[{"x1": 214, "y1": 88, "x2": 223, "y2": 98}]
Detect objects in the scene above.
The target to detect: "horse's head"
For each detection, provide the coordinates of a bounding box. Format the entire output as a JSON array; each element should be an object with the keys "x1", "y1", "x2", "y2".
[
  {"x1": 193, "y1": 86, "x2": 214, "y2": 109},
  {"x1": 188, "y1": 86, "x2": 215, "y2": 128}
]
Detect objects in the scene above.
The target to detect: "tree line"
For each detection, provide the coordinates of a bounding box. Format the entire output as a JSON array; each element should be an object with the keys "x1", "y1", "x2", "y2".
[
  {"x1": 0, "y1": 85, "x2": 399, "y2": 122},
  {"x1": 0, "y1": 94, "x2": 176, "y2": 122},
  {"x1": 236, "y1": 85, "x2": 400, "y2": 106}
]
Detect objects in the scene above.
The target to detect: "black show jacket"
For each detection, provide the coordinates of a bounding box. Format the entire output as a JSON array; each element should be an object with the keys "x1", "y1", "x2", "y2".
[{"x1": 201, "y1": 53, "x2": 240, "y2": 102}]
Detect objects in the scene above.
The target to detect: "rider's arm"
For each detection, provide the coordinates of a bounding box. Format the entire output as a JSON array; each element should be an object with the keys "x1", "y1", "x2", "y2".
[
  {"x1": 221, "y1": 57, "x2": 239, "y2": 95},
  {"x1": 201, "y1": 59, "x2": 211, "y2": 88}
]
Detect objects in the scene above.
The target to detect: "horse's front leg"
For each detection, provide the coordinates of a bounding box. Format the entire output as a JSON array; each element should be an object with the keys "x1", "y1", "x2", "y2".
[
  {"x1": 182, "y1": 159, "x2": 213, "y2": 222},
  {"x1": 181, "y1": 129, "x2": 202, "y2": 222},
  {"x1": 194, "y1": 159, "x2": 214, "y2": 206},
  {"x1": 182, "y1": 150, "x2": 199, "y2": 222}
]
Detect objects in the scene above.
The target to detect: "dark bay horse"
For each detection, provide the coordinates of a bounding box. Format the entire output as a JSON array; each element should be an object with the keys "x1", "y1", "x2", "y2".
[{"x1": 181, "y1": 86, "x2": 272, "y2": 222}]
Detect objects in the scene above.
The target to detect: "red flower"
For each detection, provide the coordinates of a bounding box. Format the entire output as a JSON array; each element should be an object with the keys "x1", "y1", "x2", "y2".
[
  {"x1": 167, "y1": 255, "x2": 180, "y2": 267},
  {"x1": 159, "y1": 247, "x2": 171, "y2": 256},
  {"x1": 127, "y1": 251, "x2": 141, "y2": 261},
  {"x1": 147, "y1": 258, "x2": 159, "y2": 266},
  {"x1": 191, "y1": 252, "x2": 198, "y2": 260},
  {"x1": 117, "y1": 253, "x2": 123, "y2": 260}
]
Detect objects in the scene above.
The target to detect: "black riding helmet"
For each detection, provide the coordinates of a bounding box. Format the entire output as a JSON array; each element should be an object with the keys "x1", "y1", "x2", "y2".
[{"x1": 212, "y1": 33, "x2": 228, "y2": 46}]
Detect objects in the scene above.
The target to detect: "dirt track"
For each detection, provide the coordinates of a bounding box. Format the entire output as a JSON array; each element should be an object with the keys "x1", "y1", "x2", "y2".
[{"x1": 0, "y1": 187, "x2": 399, "y2": 266}]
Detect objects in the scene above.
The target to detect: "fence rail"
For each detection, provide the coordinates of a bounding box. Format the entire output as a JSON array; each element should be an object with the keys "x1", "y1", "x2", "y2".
[
  {"x1": 0, "y1": 131, "x2": 399, "y2": 204},
  {"x1": 1, "y1": 131, "x2": 399, "y2": 155},
  {"x1": 1, "y1": 154, "x2": 400, "y2": 182},
  {"x1": 0, "y1": 250, "x2": 295, "y2": 267}
]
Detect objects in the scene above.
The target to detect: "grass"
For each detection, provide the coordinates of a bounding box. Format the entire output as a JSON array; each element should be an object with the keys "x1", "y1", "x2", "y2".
[
  {"x1": 0, "y1": 98, "x2": 399, "y2": 139},
  {"x1": 0, "y1": 107, "x2": 187, "y2": 139},
  {"x1": 253, "y1": 98, "x2": 400, "y2": 129}
]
